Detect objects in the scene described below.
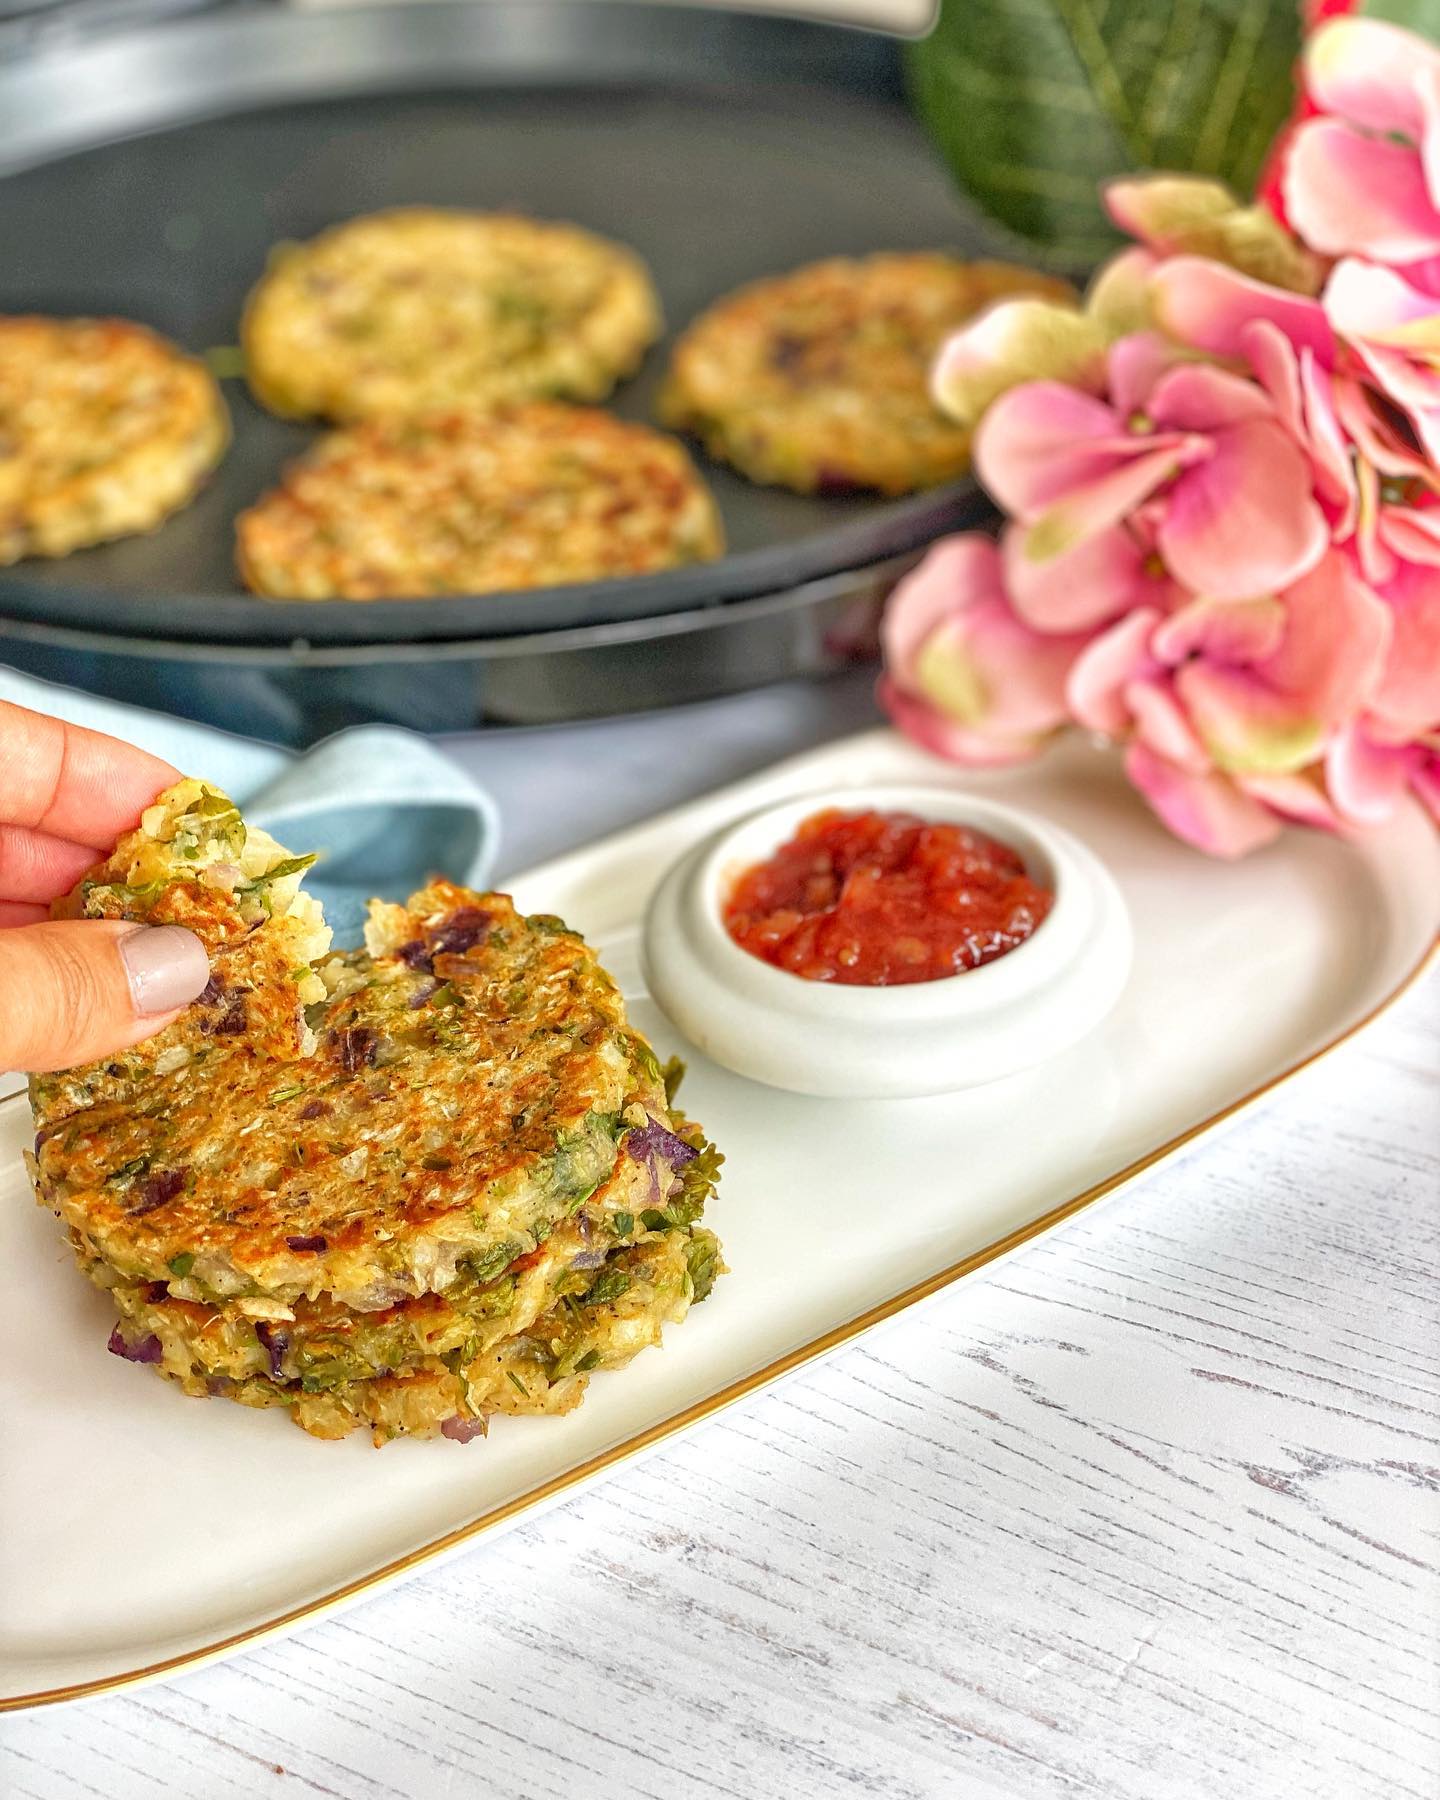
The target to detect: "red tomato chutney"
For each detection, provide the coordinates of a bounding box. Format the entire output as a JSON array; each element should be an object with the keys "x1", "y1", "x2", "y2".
[{"x1": 722, "y1": 808, "x2": 1053, "y2": 986}]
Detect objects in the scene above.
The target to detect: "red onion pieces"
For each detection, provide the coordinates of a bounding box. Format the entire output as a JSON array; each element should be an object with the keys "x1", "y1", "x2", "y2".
[
  {"x1": 624, "y1": 1118, "x2": 698, "y2": 1169},
  {"x1": 108, "y1": 1326, "x2": 162, "y2": 1364},
  {"x1": 441, "y1": 1414, "x2": 487, "y2": 1442}
]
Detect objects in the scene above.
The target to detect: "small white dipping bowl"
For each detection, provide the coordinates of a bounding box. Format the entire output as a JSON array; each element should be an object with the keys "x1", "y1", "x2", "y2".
[{"x1": 641, "y1": 784, "x2": 1133, "y2": 1099}]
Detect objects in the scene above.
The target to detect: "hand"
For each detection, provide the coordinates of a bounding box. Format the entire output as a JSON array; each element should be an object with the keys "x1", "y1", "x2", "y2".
[{"x1": 0, "y1": 700, "x2": 210, "y2": 1072}]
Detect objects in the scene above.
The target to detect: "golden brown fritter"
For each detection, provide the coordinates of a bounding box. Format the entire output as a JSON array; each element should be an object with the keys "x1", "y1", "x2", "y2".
[
  {"x1": 29, "y1": 781, "x2": 724, "y2": 1444},
  {"x1": 36, "y1": 780, "x2": 331, "y2": 1127},
  {"x1": 35, "y1": 881, "x2": 668, "y2": 1307},
  {"x1": 659, "y1": 254, "x2": 1074, "y2": 495},
  {"x1": 106, "y1": 1223, "x2": 722, "y2": 1441},
  {"x1": 235, "y1": 405, "x2": 723, "y2": 601},
  {"x1": 0, "y1": 316, "x2": 229, "y2": 563},
  {"x1": 242, "y1": 208, "x2": 662, "y2": 422}
]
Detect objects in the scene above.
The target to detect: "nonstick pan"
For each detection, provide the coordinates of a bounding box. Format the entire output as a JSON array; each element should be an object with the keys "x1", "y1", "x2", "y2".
[{"x1": 0, "y1": 0, "x2": 1001, "y2": 724}]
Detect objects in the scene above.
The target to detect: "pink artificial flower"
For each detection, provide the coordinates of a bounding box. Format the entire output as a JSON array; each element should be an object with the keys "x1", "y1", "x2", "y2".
[
  {"x1": 877, "y1": 536, "x2": 1091, "y2": 764},
  {"x1": 1284, "y1": 18, "x2": 1440, "y2": 266},
  {"x1": 1104, "y1": 175, "x2": 1322, "y2": 295},
  {"x1": 1149, "y1": 251, "x2": 1440, "y2": 477},
  {"x1": 1327, "y1": 720, "x2": 1440, "y2": 827},
  {"x1": 1238, "y1": 311, "x2": 1440, "y2": 744},
  {"x1": 1149, "y1": 256, "x2": 1335, "y2": 363},
  {"x1": 975, "y1": 332, "x2": 1330, "y2": 632},
  {"x1": 1324, "y1": 259, "x2": 1440, "y2": 465},
  {"x1": 1065, "y1": 555, "x2": 1391, "y2": 855}
]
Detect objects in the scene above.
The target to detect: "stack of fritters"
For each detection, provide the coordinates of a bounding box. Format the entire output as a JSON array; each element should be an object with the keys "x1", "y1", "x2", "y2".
[{"x1": 28, "y1": 783, "x2": 722, "y2": 1443}]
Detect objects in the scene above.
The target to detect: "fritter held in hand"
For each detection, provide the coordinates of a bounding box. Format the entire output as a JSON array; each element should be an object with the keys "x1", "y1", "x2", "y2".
[{"x1": 28, "y1": 783, "x2": 723, "y2": 1443}]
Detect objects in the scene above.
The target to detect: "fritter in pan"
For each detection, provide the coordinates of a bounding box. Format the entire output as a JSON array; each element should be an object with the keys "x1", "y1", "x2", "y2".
[
  {"x1": 0, "y1": 316, "x2": 228, "y2": 564},
  {"x1": 659, "y1": 253, "x2": 1073, "y2": 495},
  {"x1": 242, "y1": 208, "x2": 662, "y2": 423},
  {"x1": 235, "y1": 405, "x2": 723, "y2": 601}
]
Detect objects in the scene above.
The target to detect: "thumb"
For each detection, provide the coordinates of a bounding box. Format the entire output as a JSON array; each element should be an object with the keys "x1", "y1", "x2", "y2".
[{"x1": 0, "y1": 920, "x2": 210, "y2": 1074}]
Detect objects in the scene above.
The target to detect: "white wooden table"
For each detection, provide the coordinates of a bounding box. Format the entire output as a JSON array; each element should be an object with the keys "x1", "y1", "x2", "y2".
[{"x1": 3, "y1": 676, "x2": 1437, "y2": 1800}]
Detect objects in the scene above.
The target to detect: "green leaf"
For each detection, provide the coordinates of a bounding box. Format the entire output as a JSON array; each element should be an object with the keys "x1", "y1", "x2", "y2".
[
  {"x1": 1359, "y1": 0, "x2": 1440, "y2": 29},
  {"x1": 906, "y1": 0, "x2": 1302, "y2": 268},
  {"x1": 580, "y1": 1268, "x2": 631, "y2": 1308}
]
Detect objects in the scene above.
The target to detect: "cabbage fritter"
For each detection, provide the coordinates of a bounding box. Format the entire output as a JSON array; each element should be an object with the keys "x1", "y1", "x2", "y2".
[
  {"x1": 235, "y1": 405, "x2": 724, "y2": 601},
  {"x1": 106, "y1": 1224, "x2": 722, "y2": 1441},
  {"x1": 659, "y1": 253, "x2": 1073, "y2": 495},
  {"x1": 241, "y1": 208, "x2": 662, "y2": 422},
  {"x1": 28, "y1": 780, "x2": 723, "y2": 1444},
  {"x1": 0, "y1": 315, "x2": 229, "y2": 563}
]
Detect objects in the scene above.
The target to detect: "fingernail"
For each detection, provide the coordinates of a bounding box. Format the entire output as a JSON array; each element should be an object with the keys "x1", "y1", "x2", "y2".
[{"x1": 119, "y1": 926, "x2": 211, "y2": 1016}]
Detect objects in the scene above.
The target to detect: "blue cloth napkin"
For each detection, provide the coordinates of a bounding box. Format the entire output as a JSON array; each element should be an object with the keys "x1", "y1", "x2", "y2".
[{"x1": 0, "y1": 666, "x2": 500, "y2": 946}]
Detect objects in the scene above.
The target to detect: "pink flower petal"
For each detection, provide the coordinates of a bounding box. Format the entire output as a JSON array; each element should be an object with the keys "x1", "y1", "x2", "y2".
[
  {"x1": 1334, "y1": 377, "x2": 1434, "y2": 480},
  {"x1": 880, "y1": 538, "x2": 1090, "y2": 764},
  {"x1": 1286, "y1": 123, "x2": 1440, "y2": 263},
  {"x1": 1299, "y1": 350, "x2": 1359, "y2": 528},
  {"x1": 931, "y1": 299, "x2": 1108, "y2": 431},
  {"x1": 1065, "y1": 609, "x2": 1163, "y2": 736},
  {"x1": 1304, "y1": 18, "x2": 1440, "y2": 140},
  {"x1": 1105, "y1": 331, "x2": 1190, "y2": 417},
  {"x1": 1354, "y1": 460, "x2": 1395, "y2": 588},
  {"x1": 1259, "y1": 554, "x2": 1394, "y2": 725},
  {"x1": 1019, "y1": 441, "x2": 1204, "y2": 567},
  {"x1": 1411, "y1": 749, "x2": 1440, "y2": 823},
  {"x1": 1159, "y1": 418, "x2": 1328, "y2": 599},
  {"x1": 1152, "y1": 594, "x2": 1288, "y2": 667},
  {"x1": 1124, "y1": 742, "x2": 1285, "y2": 857},
  {"x1": 1002, "y1": 519, "x2": 1151, "y2": 634},
  {"x1": 1150, "y1": 258, "x2": 1334, "y2": 364},
  {"x1": 1419, "y1": 65, "x2": 1440, "y2": 225},
  {"x1": 1086, "y1": 247, "x2": 1159, "y2": 338},
  {"x1": 1174, "y1": 557, "x2": 1392, "y2": 774},
  {"x1": 877, "y1": 675, "x2": 1051, "y2": 767},
  {"x1": 1369, "y1": 560, "x2": 1440, "y2": 738},
  {"x1": 1237, "y1": 771, "x2": 1342, "y2": 832},
  {"x1": 973, "y1": 382, "x2": 1131, "y2": 516},
  {"x1": 1128, "y1": 677, "x2": 1210, "y2": 772},
  {"x1": 1242, "y1": 319, "x2": 1303, "y2": 439},
  {"x1": 1325, "y1": 258, "x2": 1440, "y2": 352},
  {"x1": 1378, "y1": 504, "x2": 1440, "y2": 568},
  {"x1": 1325, "y1": 722, "x2": 1414, "y2": 826},
  {"x1": 1149, "y1": 361, "x2": 1275, "y2": 432},
  {"x1": 879, "y1": 535, "x2": 1003, "y2": 679},
  {"x1": 1240, "y1": 327, "x2": 1357, "y2": 535}
]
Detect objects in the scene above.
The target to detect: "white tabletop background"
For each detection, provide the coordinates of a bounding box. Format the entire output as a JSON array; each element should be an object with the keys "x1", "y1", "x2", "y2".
[{"x1": 2, "y1": 673, "x2": 1436, "y2": 1800}]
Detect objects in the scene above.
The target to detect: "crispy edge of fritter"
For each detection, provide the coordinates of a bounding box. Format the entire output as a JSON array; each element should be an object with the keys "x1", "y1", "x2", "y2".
[
  {"x1": 125, "y1": 1225, "x2": 723, "y2": 1442},
  {"x1": 29, "y1": 781, "x2": 331, "y2": 1138}
]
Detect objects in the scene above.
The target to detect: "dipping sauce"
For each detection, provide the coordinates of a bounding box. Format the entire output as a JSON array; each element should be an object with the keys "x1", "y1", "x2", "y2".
[{"x1": 722, "y1": 808, "x2": 1053, "y2": 986}]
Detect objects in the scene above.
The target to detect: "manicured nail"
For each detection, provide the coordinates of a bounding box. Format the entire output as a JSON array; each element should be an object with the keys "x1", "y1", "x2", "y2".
[{"x1": 119, "y1": 926, "x2": 211, "y2": 1015}]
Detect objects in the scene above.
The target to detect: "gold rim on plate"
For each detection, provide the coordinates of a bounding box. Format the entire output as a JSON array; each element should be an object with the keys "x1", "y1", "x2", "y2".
[{"x1": 3, "y1": 925, "x2": 1436, "y2": 1712}]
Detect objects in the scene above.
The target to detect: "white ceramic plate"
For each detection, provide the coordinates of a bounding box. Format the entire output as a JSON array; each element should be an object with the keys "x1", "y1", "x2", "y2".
[{"x1": 2, "y1": 728, "x2": 1435, "y2": 1711}]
